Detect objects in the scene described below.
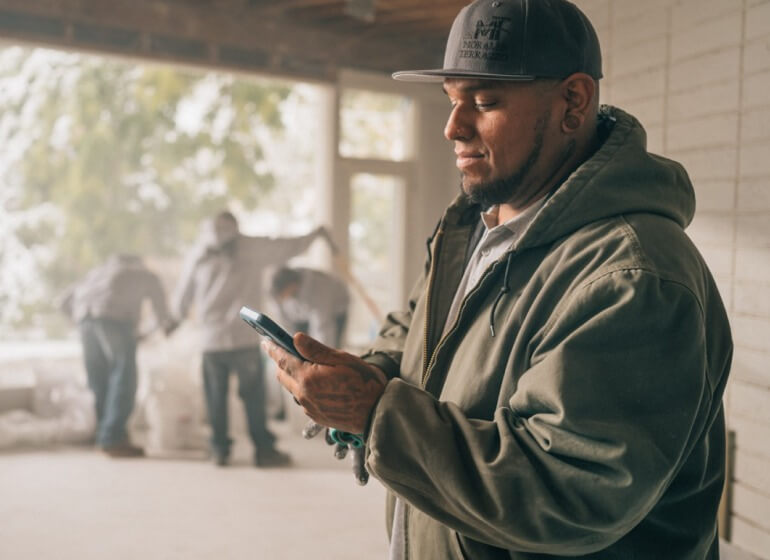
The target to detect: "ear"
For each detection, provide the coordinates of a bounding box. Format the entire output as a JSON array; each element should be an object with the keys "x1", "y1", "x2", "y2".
[{"x1": 558, "y1": 73, "x2": 596, "y2": 134}]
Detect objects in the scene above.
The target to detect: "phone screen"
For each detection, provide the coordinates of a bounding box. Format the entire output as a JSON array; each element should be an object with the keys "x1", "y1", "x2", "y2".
[{"x1": 239, "y1": 306, "x2": 303, "y2": 360}]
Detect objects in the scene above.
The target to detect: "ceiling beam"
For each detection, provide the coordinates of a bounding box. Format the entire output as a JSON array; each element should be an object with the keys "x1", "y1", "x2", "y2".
[{"x1": 0, "y1": 0, "x2": 447, "y2": 80}]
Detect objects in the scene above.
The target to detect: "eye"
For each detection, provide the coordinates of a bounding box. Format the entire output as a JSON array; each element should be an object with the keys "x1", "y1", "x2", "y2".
[{"x1": 474, "y1": 100, "x2": 497, "y2": 110}]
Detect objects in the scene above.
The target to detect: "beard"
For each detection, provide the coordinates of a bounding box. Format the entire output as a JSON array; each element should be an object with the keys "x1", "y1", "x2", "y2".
[{"x1": 462, "y1": 112, "x2": 548, "y2": 210}]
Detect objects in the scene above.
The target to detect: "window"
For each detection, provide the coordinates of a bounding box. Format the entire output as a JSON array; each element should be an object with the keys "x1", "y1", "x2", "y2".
[
  {"x1": 339, "y1": 89, "x2": 412, "y2": 161},
  {"x1": 337, "y1": 81, "x2": 414, "y2": 348},
  {"x1": 346, "y1": 173, "x2": 405, "y2": 347},
  {"x1": 0, "y1": 46, "x2": 320, "y2": 367}
]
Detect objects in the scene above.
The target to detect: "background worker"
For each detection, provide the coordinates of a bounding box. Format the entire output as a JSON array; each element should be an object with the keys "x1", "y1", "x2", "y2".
[
  {"x1": 263, "y1": 0, "x2": 733, "y2": 558},
  {"x1": 173, "y1": 209, "x2": 331, "y2": 467},
  {"x1": 269, "y1": 265, "x2": 360, "y2": 475},
  {"x1": 60, "y1": 253, "x2": 177, "y2": 458},
  {"x1": 270, "y1": 266, "x2": 350, "y2": 348}
]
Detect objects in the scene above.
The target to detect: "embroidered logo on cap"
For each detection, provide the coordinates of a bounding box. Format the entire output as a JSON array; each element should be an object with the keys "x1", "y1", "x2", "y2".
[{"x1": 458, "y1": 16, "x2": 511, "y2": 62}]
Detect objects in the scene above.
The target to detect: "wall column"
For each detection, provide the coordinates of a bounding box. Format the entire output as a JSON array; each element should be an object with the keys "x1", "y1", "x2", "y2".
[{"x1": 315, "y1": 82, "x2": 349, "y2": 268}]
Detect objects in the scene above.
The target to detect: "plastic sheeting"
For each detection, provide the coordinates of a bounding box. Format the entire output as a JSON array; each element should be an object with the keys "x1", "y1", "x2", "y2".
[
  {"x1": 134, "y1": 329, "x2": 210, "y2": 455},
  {"x1": 141, "y1": 371, "x2": 209, "y2": 454},
  {"x1": 0, "y1": 371, "x2": 95, "y2": 449},
  {"x1": 0, "y1": 327, "x2": 283, "y2": 454}
]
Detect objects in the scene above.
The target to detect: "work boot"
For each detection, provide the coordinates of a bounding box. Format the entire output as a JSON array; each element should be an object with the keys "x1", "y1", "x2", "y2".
[
  {"x1": 213, "y1": 451, "x2": 230, "y2": 467},
  {"x1": 254, "y1": 447, "x2": 291, "y2": 468},
  {"x1": 102, "y1": 441, "x2": 145, "y2": 458}
]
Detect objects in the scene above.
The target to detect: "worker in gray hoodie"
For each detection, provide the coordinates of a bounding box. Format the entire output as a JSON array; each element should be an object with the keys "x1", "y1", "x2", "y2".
[{"x1": 173, "y1": 210, "x2": 331, "y2": 467}]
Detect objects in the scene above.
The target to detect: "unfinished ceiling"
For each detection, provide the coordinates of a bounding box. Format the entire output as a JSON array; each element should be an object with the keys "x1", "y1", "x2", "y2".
[{"x1": 0, "y1": 0, "x2": 467, "y2": 81}]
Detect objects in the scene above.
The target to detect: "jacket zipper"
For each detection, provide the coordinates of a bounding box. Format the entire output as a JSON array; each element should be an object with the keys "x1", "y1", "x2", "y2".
[
  {"x1": 422, "y1": 253, "x2": 511, "y2": 386},
  {"x1": 421, "y1": 228, "x2": 444, "y2": 385},
  {"x1": 405, "y1": 255, "x2": 510, "y2": 560},
  {"x1": 403, "y1": 502, "x2": 410, "y2": 560},
  {"x1": 407, "y1": 256, "x2": 502, "y2": 560}
]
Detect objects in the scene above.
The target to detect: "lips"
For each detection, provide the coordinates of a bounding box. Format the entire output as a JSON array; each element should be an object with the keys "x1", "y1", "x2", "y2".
[{"x1": 455, "y1": 149, "x2": 485, "y2": 170}]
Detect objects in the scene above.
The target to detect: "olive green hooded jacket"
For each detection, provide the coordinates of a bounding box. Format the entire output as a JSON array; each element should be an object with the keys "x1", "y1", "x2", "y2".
[{"x1": 362, "y1": 107, "x2": 733, "y2": 559}]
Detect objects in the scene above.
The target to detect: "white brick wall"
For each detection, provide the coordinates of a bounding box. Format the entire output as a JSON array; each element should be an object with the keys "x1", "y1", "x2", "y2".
[
  {"x1": 574, "y1": 1, "x2": 770, "y2": 557},
  {"x1": 612, "y1": 9, "x2": 670, "y2": 48},
  {"x1": 671, "y1": 0, "x2": 743, "y2": 30},
  {"x1": 666, "y1": 113, "x2": 738, "y2": 151},
  {"x1": 744, "y1": 37, "x2": 770, "y2": 73},
  {"x1": 739, "y1": 179, "x2": 770, "y2": 210},
  {"x1": 734, "y1": 451, "x2": 770, "y2": 496},
  {"x1": 670, "y1": 14, "x2": 743, "y2": 60},
  {"x1": 695, "y1": 180, "x2": 737, "y2": 211},
  {"x1": 668, "y1": 81, "x2": 741, "y2": 120},
  {"x1": 669, "y1": 49, "x2": 742, "y2": 92},
  {"x1": 741, "y1": 107, "x2": 770, "y2": 142},
  {"x1": 731, "y1": 346, "x2": 770, "y2": 386}
]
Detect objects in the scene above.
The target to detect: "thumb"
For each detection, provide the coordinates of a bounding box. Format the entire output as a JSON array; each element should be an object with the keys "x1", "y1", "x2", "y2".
[{"x1": 293, "y1": 332, "x2": 344, "y2": 365}]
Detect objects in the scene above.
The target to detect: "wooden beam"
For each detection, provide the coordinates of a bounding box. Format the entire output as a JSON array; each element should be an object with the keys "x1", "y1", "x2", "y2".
[{"x1": 0, "y1": 0, "x2": 447, "y2": 78}]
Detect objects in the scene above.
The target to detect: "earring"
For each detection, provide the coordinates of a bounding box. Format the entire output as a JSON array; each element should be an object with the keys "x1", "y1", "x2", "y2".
[{"x1": 564, "y1": 114, "x2": 581, "y2": 131}]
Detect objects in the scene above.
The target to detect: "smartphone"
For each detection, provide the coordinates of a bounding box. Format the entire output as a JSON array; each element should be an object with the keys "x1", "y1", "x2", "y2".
[{"x1": 239, "y1": 306, "x2": 303, "y2": 360}]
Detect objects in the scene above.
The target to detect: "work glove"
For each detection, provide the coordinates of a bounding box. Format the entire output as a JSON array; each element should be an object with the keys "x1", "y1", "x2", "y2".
[{"x1": 302, "y1": 420, "x2": 369, "y2": 486}]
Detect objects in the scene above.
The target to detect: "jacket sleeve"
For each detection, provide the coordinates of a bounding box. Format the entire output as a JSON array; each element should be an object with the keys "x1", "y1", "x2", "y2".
[{"x1": 365, "y1": 269, "x2": 718, "y2": 555}]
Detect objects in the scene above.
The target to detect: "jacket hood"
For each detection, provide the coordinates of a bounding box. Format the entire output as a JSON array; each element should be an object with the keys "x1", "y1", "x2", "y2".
[{"x1": 444, "y1": 106, "x2": 696, "y2": 250}]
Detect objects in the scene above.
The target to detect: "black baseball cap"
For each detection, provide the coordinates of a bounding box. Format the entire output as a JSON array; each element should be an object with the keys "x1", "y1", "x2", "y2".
[{"x1": 392, "y1": 0, "x2": 602, "y2": 82}]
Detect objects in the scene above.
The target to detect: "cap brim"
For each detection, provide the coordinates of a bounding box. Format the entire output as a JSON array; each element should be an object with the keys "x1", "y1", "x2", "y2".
[{"x1": 392, "y1": 68, "x2": 537, "y2": 82}]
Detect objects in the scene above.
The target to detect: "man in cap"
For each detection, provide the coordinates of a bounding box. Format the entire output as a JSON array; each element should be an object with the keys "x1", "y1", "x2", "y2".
[
  {"x1": 263, "y1": 0, "x2": 733, "y2": 557},
  {"x1": 173, "y1": 210, "x2": 331, "y2": 467}
]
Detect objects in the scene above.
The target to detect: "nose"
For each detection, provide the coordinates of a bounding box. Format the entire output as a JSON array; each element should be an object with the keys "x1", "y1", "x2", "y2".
[{"x1": 444, "y1": 105, "x2": 473, "y2": 141}]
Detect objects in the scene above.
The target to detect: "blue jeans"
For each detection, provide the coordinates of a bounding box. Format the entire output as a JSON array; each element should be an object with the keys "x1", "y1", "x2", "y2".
[
  {"x1": 79, "y1": 317, "x2": 138, "y2": 447},
  {"x1": 201, "y1": 347, "x2": 275, "y2": 456}
]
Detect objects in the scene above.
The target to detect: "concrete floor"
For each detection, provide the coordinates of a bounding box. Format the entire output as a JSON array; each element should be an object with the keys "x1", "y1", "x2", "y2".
[
  {"x1": 1, "y1": 417, "x2": 762, "y2": 560},
  {"x1": 0, "y1": 421, "x2": 389, "y2": 560}
]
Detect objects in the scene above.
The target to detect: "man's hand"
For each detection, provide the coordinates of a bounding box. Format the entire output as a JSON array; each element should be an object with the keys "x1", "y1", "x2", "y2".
[{"x1": 262, "y1": 333, "x2": 387, "y2": 434}]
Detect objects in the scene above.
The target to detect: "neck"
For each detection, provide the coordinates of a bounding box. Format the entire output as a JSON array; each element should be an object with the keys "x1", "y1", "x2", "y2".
[
  {"x1": 497, "y1": 195, "x2": 545, "y2": 224},
  {"x1": 498, "y1": 129, "x2": 601, "y2": 224}
]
